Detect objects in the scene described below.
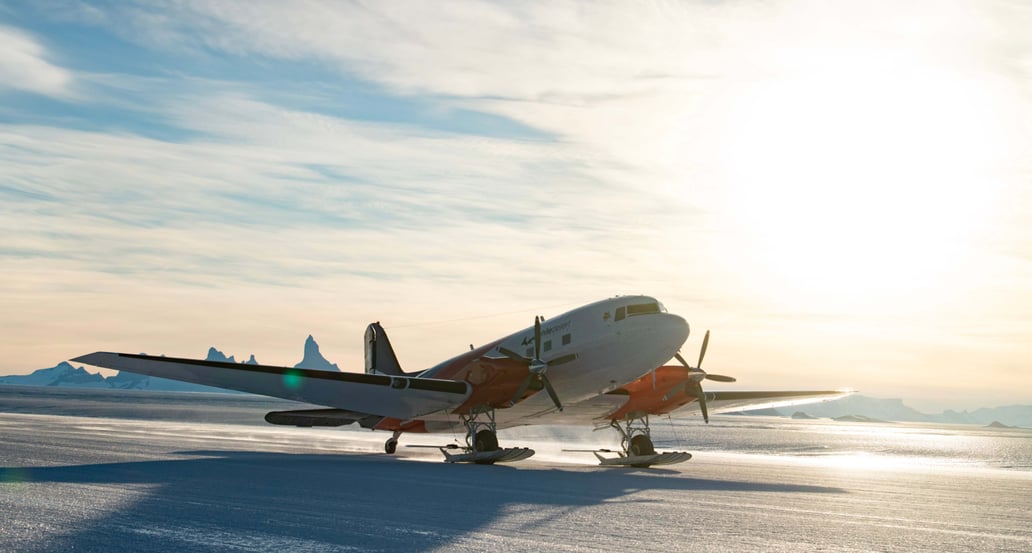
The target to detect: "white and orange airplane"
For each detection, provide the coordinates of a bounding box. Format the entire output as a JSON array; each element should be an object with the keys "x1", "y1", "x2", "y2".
[{"x1": 74, "y1": 295, "x2": 848, "y2": 467}]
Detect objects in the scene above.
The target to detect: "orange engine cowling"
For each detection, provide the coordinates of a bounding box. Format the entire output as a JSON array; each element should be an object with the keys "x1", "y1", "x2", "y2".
[{"x1": 607, "y1": 365, "x2": 701, "y2": 420}]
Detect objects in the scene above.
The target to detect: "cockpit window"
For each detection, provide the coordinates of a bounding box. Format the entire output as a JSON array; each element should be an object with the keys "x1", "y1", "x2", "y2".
[
  {"x1": 615, "y1": 306, "x2": 626, "y2": 321},
  {"x1": 627, "y1": 302, "x2": 661, "y2": 316}
]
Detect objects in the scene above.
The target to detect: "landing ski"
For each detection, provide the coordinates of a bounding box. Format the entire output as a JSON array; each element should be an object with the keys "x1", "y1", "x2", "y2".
[
  {"x1": 441, "y1": 447, "x2": 536, "y2": 464},
  {"x1": 591, "y1": 450, "x2": 692, "y2": 467}
]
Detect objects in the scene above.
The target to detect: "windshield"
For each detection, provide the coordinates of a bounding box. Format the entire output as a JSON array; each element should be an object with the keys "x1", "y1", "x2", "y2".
[{"x1": 627, "y1": 302, "x2": 662, "y2": 316}]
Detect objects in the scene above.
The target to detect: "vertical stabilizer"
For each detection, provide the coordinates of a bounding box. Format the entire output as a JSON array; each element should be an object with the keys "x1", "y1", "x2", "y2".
[{"x1": 364, "y1": 322, "x2": 406, "y2": 376}]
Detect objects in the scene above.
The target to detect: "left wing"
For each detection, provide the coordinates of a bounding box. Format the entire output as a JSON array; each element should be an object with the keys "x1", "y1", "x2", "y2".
[{"x1": 73, "y1": 352, "x2": 471, "y2": 421}]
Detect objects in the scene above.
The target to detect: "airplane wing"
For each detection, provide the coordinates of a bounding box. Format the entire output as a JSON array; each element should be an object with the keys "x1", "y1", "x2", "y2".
[
  {"x1": 696, "y1": 390, "x2": 852, "y2": 415},
  {"x1": 73, "y1": 352, "x2": 471, "y2": 421}
]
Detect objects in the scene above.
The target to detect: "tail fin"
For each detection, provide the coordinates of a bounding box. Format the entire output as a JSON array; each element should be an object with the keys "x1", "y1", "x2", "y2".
[{"x1": 364, "y1": 322, "x2": 406, "y2": 376}]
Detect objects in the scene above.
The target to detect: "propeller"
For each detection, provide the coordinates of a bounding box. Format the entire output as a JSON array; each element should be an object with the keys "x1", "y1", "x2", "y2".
[
  {"x1": 672, "y1": 330, "x2": 736, "y2": 423},
  {"x1": 499, "y1": 316, "x2": 565, "y2": 412}
]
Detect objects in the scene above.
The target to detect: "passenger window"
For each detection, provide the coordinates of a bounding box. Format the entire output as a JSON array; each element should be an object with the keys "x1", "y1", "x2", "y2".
[
  {"x1": 615, "y1": 307, "x2": 626, "y2": 321},
  {"x1": 562, "y1": 333, "x2": 571, "y2": 346},
  {"x1": 544, "y1": 340, "x2": 552, "y2": 352}
]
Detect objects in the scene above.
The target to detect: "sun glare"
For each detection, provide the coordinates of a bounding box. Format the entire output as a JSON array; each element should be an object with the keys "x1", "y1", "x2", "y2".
[{"x1": 713, "y1": 53, "x2": 1007, "y2": 314}]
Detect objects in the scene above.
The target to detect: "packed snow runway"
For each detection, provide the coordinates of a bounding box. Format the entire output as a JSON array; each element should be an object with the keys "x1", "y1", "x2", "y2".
[{"x1": 2, "y1": 389, "x2": 1031, "y2": 552}]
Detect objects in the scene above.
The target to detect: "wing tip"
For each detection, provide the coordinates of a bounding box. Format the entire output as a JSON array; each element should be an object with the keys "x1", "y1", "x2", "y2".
[{"x1": 71, "y1": 352, "x2": 115, "y2": 366}]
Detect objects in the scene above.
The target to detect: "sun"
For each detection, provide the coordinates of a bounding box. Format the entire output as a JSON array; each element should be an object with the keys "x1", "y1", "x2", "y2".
[{"x1": 710, "y1": 56, "x2": 1007, "y2": 315}]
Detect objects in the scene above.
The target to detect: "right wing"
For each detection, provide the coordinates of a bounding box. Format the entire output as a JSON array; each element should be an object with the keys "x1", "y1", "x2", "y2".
[{"x1": 73, "y1": 352, "x2": 471, "y2": 421}]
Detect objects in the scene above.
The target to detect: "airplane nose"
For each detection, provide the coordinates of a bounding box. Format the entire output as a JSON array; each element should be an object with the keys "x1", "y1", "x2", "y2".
[
  {"x1": 675, "y1": 314, "x2": 690, "y2": 343},
  {"x1": 660, "y1": 312, "x2": 690, "y2": 348}
]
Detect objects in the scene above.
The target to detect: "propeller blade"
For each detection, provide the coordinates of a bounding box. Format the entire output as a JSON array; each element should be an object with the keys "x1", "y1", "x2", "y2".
[
  {"x1": 674, "y1": 352, "x2": 690, "y2": 369},
  {"x1": 697, "y1": 330, "x2": 710, "y2": 370},
  {"x1": 688, "y1": 380, "x2": 709, "y2": 423},
  {"x1": 509, "y1": 375, "x2": 533, "y2": 406},
  {"x1": 504, "y1": 315, "x2": 565, "y2": 411},
  {"x1": 705, "y1": 373, "x2": 736, "y2": 383},
  {"x1": 540, "y1": 374, "x2": 563, "y2": 412},
  {"x1": 547, "y1": 353, "x2": 577, "y2": 366},
  {"x1": 498, "y1": 347, "x2": 531, "y2": 364}
]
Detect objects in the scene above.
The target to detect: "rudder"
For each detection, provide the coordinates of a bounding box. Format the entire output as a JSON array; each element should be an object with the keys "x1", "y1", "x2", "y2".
[{"x1": 364, "y1": 322, "x2": 406, "y2": 376}]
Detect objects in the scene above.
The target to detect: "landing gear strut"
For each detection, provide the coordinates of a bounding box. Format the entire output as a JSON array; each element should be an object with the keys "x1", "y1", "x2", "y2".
[
  {"x1": 612, "y1": 416, "x2": 656, "y2": 466},
  {"x1": 436, "y1": 407, "x2": 535, "y2": 464},
  {"x1": 463, "y1": 408, "x2": 500, "y2": 464},
  {"x1": 575, "y1": 415, "x2": 692, "y2": 467}
]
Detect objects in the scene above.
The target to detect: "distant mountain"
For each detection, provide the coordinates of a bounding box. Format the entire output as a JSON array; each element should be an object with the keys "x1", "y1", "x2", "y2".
[
  {"x1": 748, "y1": 394, "x2": 1032, "y2": 428},
  {"x1": 782, "y1": 395, "x2": 930, "y2": 422},
  {"x1": 294, "y1": 335, "x2": 340, "y2": 371},
  {"x1": 0, "y1": 361, "x2": 109, "y2": 388},
  {"x1": 833, "y1": 414, "x2": 890, "y2": 424},
  {"x1": 198, "y1": 347, "x2": 258, "y2": 365},
  {"x1": 206, "y1": 347, "x2": 238, "y2": 364},
  {"x1": 2, "y1": 337, "x2": 338, "y2": 393},
  {"x1": 935, "y1": 405, "x2": 1032, "y2": 428}
]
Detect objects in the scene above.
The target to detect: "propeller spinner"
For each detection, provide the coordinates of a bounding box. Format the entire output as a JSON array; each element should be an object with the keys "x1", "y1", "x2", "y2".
[
  {"x1": 673, "y1": 330, "x2": 736, "y2": 423},
  {"x1": 499, "y1": 316, "x2": 565, "y2": 412}
]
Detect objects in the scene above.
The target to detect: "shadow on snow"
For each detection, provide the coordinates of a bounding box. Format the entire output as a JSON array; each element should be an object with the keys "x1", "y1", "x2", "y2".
[{"x1": 2, "y1": 451, "x2": 845, "y2": 552}]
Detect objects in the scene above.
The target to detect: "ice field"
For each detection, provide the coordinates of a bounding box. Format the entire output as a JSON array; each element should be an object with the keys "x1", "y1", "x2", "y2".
[{"x1": 2, "y1": 386, "x2": 1031, "y2": 552}]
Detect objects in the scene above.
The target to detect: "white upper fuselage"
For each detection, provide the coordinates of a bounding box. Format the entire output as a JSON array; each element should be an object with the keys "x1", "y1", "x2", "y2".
[{"x1": 418, "y1": 295, "x2": 690, "y2": 425}]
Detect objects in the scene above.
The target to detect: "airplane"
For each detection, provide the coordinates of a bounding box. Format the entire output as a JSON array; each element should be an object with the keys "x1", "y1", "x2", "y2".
[{"x1": 73, "y1": 295, "x2": 849, "y2": 467}]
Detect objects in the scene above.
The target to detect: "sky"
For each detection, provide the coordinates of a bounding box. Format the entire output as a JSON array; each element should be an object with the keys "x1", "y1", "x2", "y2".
[{"x1": 1, "y1": 0, "x2": 1030, "y2": 412}]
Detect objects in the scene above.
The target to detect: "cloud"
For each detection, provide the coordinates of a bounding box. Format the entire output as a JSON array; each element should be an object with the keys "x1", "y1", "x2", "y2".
[
  {"x1": 68, "y1": 1, "x2": 1031, "y2": 200},
  {"x1": 0, "y1": 24, "x2": 73, "y2": 96},
  {"x1": 0, "y1": 86, "x2": 677, "y2": 296}
]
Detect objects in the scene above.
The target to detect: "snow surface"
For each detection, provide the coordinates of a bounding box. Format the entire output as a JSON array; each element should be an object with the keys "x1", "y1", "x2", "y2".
[{"x1": 2, "y1": 388, "x2": 1031, "y2": 552}]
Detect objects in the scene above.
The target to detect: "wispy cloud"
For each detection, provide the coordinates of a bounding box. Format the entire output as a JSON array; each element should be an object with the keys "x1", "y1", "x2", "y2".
[{"x1": 0, "y1": 24, "x2": 72, "y2": 96}]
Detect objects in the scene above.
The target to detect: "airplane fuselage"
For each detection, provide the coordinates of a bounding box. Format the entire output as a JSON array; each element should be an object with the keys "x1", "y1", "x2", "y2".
[{"x1": 384, "y1": 295, "x2": 690, "y2": 431}]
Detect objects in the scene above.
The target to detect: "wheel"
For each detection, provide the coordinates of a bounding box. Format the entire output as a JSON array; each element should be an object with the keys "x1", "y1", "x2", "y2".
[
  {"x1": 474, "y1": 429, "x2": 499, "y2": 452},
  {"x1": 629, "y1": 434, "x2": 655, "y2": 456},
  {"x1": 384, "y1": 438, "x2": 398, "y2": 454}
]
